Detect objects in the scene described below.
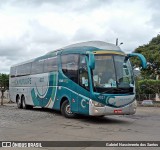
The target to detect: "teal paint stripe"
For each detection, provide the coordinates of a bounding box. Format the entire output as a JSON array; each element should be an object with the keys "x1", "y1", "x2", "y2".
[
  {"x1": 31, "y1": 73, "x2": 57, "y2": 107},
  {"x1": 35, "y1": 82, "x2": 48, "y2": 97}
]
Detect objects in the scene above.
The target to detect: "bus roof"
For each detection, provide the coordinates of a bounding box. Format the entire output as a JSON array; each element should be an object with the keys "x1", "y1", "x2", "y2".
[
  {"x1": 11, "y1": 41, "x2": 123, "y2": 67},
  {"x1": 47, "y1": 41, "x2": 122, "y2": 55},
  {"x1": 63, "y1": 41, "x2": 121, "y2": 50}
]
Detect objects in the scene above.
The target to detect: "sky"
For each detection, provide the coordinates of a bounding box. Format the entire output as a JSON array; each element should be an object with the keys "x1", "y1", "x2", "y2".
[{"x1": 0, "y1": 0, "x2": 160, "y2": 73}]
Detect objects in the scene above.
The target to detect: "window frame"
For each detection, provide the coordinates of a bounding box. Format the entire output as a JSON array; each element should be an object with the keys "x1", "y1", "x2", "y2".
[
  {"x1": 78, "y1": 55, "x2": 90, "y2": 91},
  {"x1": 61, "y1": 54, "x2": 79, "y2": 84},
  {"x1": 31, "y1": 59, "x2": 44, "y2": 75},
  {"x1": 44, "y1": 56, "x2": 58, "y2": 73}
]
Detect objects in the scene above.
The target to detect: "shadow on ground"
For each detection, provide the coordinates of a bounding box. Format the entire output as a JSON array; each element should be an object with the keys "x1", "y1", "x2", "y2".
[{"x1": 29, "y1": 107, "x2": 130, "y2": 124}]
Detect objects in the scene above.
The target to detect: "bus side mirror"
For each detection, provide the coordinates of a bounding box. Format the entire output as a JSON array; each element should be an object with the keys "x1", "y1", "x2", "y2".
[
  {"x1": 127, "y1": 53, "x2": 147, "y2": 69},
  {"x1": 88, "y1": 53, "x2": 95, "y2": 70}
]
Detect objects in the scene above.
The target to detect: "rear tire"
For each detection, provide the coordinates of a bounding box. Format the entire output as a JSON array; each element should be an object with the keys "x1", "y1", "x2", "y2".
[
  {"x1": 61, "y1": 100, "x2": 75, "y2": 118},
  {"x1": 21, "y1": 96, "x2": 33, "y2": 109},
  {"x1": 16, "y1": 95, "x2": 22, "y2": 109},
  {"x1": 22, "y1": 96, "x2": 27, "y2": 109}
]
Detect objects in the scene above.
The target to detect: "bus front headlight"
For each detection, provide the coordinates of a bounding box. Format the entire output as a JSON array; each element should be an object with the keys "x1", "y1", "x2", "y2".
[{"x1": 92, "y1": 100, "x2": 105, "y2": 107}]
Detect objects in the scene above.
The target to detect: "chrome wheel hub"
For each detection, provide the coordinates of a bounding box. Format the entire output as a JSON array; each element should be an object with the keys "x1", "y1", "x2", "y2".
[{"x1": 66, "y1": 104, "x2": 72, "y2": 114}]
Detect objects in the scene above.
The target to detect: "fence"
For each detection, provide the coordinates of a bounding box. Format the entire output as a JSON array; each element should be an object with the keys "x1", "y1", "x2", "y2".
[{"x1": 136, "y1": 94, "x2": 160, "y2": 101}]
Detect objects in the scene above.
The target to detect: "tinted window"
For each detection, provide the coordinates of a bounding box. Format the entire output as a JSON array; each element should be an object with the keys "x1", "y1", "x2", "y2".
[
  {"x1": 31, "y1": 60, "x2": 44, "y2": 74},
  {"x1": 16, "y1": 65, "x2": 22, "y2": 76},
  {"x1": 44, "y1": 57, "x2": 58, "y2": 72},
  {"x1": 10, "y1": 67, "x2": 16, "y2": 77},
  {"x1": 17, "y1": 63, "x2": 31, "y2": 76},
  {"x1": 114, "y1": 55, "x2": 134, "y2": 87},
  {"x1": 79, "y1": 55, "x2": 89, "y2": 90},
  {"x1": 61, "y1": 54, "x2": 79, "y2": 83},
  {"x1": 93, "y1": 55, "x2": 116, "y2": 88},
  {"x1": 10, "y1": 62, "x2": 31, "y2": 77},
  {"x1": 24, "y1": 63, "x2": 31, "y2": 75}
]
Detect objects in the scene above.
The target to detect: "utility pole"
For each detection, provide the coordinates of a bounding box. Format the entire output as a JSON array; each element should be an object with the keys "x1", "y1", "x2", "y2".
[{"x1": 116, "y1": 38, "x2": 118, "y2": 46}]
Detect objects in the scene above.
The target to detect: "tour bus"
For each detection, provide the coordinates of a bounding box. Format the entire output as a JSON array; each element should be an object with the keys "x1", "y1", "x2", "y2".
[{"x1": 9, "y1": 41, "x2": 147, "y2": 118}]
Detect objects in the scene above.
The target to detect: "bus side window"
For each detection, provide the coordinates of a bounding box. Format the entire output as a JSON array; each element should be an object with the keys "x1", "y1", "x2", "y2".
[
  {"x1": 61, "y1": 54, "x2": 79, "y2": 83},
  {"x1": 31, "y1": 60, "x2": 44, "y2": 74},
  {"x1": 10, "y1": 67, "x2": 16, "y2": 78},
  {"x1": 24, "y1": 63, "x2": 32, "y2": 75},
  {"x1": 21, "y1": 63, "x2": 31, "y2": 76},
  {"x1": 11, "y1": 63, "x2": 31, "y2": 77},
  {"x1": 44, "y1": 57, "x2": 58, "y2": 72},
  {"x1": 79, "y1": 55, "x2": 89, "y2": 91}
]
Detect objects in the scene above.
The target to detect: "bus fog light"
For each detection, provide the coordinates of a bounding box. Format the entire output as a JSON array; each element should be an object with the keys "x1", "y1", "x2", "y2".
[{"x1": 95, "y1": 109, "x2": 98, "y2": 113}]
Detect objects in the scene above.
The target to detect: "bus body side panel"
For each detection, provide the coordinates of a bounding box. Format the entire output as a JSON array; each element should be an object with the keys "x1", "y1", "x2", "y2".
[
  {"x1": 30, "y1": 71, "x2": 58, "y2": 108},
  {"x1": 10, "y1": 71, "x2": 59, "y2": 108},
  {"x1": 53, "y1": 65, "x2": 91, "y2": 115},
  {"x1": 9, "y1": 76, "x2": 33, "y2": 105},
  {"x1": 52, "y1": 71, "x2": 78, "y2": 112}
]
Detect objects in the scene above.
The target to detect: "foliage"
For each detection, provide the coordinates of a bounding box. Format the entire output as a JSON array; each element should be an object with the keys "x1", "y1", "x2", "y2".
[
  {"x1": 136, "y1": 79, "x2": 160, "y2": 101},
  {"x1": 131, "y1": 34, "x2": 160, "y2": 79},
  {"x1": 0, "y1": 73, "x2": 9, "y2": 105}
]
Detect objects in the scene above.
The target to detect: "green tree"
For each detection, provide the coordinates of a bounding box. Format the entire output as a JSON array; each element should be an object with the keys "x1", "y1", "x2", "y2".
[
  {"x1": 0, "y1": 73, "x2": 9, "y2": 105},
  {"x1": 131, "y1": 34, "x2": 160, "y2": 79},
  {"x1": 136, "y1": 79, "x2": 160, "y2": 101}
]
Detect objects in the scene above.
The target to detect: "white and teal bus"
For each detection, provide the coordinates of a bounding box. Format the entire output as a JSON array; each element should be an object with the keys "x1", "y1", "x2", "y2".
[{"x1": 9, "y1": 41, "x2": 147, "y2": 118}]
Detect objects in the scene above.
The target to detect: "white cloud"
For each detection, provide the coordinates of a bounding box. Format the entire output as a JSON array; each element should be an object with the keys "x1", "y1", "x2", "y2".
[{"x1": 0, "y1": 0, "x2": 160, "y2": 73}]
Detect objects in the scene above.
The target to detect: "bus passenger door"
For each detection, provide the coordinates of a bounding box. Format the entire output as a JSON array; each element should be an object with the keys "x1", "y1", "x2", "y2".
[
  {"x1": 78, "y1": 55, "x2": 90, "y2": 115},
  {"x1": 61, "y1": 54, "x2": 79, "y2": 113}
]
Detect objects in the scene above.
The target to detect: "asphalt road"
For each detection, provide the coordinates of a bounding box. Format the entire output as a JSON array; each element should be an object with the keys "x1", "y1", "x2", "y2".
[{"x1": 0, "y1": 103, "x2": 160, "y2": 150}]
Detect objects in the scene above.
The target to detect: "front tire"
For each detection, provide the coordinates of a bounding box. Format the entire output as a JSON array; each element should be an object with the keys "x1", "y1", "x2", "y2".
[{"x1": 61, "y1": 100, "x2": 75, "y2": 118}]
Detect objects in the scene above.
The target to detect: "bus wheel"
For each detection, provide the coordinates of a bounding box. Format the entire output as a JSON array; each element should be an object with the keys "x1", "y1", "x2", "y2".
[
  {"x1": 21, "y1": 96, "x2": 33, "y2": 109},
  {"x1": 61, "y1": 100, "x2": 75, "y2": 118},
  {"x1": 16, "y1": 95, "x2": 22, "y2": 109},
  {"x1": 22, "y1": 96, "x2": 27, "y2": 109}
]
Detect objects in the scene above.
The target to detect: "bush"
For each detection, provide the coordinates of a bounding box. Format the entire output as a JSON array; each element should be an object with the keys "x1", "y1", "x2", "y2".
[{"x1": 136, "y1": 79, "x2": 160, "y2": 101}]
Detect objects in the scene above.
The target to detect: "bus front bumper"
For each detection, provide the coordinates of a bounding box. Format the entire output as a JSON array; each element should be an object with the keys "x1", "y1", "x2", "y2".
[{"x1": 89, "y1": 100, "x2": 137, "y2": 116}]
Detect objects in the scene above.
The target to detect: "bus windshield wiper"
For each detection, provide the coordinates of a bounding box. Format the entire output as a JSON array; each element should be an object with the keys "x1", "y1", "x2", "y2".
[
  {"x1": 100, "y1": 88, "x2": 127, "y2": 95},
  {"x1": 99, "y1": 88, "x2": 115, "y2": 94}
]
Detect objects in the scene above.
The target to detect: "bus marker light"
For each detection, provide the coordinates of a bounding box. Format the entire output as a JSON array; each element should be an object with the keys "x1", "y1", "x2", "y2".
[{"x1": 72, "y1": 99, "x2": 75, "y2": 102}]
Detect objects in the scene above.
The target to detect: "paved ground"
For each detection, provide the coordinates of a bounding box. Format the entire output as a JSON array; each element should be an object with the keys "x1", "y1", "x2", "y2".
[{"x1": 0, "y1": 103, "x2": 160, "y2": 150}]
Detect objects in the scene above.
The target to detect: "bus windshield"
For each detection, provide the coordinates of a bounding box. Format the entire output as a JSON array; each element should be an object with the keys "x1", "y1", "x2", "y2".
[{"x1": 92, "y1": 54, "x2": 134, "y2": 93}]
